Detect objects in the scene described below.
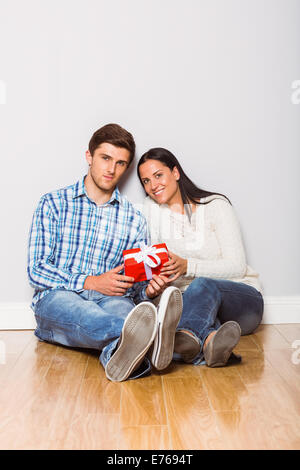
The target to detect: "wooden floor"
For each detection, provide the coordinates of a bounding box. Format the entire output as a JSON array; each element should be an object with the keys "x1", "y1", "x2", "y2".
[{"x1": 0, "y1": 324, "x2": 299, "y2": 450}]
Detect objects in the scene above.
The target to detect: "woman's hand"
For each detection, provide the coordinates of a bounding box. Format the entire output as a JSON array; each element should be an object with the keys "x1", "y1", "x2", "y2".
[
  {"x1": 160, "y1": 251, "x2": 188, "y2": 278},
  {"x1": 145, "y1": 274, "x2": 170, "y2": 299},
  {"x1": 145, "y1": 251, "x2": 187, "y2": 299}
]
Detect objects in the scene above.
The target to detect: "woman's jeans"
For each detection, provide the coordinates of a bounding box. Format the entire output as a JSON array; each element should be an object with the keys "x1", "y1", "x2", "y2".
[
  {"x1": 32, "y1": 289, "x2": 152, "y2": 379},
  {"x1": 177, "y1": 277, "x2": 264, "y2": 364}
]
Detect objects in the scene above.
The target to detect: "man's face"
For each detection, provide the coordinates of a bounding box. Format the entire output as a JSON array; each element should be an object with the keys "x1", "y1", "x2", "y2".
[{"x1": 86, "y1": 143, "x2": 131, "y2": 193}]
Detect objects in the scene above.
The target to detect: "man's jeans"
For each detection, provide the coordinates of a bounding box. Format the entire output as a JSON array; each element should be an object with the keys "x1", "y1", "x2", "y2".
[
  {"x1": 177, "y1": 277, "x2": 264, "y2": 364},
  {"x1": 33, "y1": 289, "x2": 151, "y2": 379}
]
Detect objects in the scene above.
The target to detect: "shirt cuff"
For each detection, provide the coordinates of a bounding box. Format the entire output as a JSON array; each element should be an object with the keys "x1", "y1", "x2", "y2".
[
  {"x1": 68, "y1": 273, "x2": 88, "y2": 292},
  {"x1": 139, "y1": 285, "x2": 152, "y2": 302}
]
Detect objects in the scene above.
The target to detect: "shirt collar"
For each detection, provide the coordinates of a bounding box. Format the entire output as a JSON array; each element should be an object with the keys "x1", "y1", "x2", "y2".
[
  {"x1": 72, "y1": 177, "x2": 86, "y2": 199},
  {"x1": 73, "y1": 176, "x2": 121, "y2": 206},
  {"x1": 108, "y1": 187, "x2": 121, "y2": 206}
]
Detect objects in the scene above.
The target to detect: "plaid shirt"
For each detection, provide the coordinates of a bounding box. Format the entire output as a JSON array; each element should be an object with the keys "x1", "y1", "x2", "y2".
[{"x1": 27, "y1": 176, "x2": 149, "y2": 307}]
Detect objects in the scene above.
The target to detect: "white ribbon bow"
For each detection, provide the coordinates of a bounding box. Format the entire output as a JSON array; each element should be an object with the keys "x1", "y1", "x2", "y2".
[{"x1": 133, "y1": 243, "x2": 162, "y2": 268}]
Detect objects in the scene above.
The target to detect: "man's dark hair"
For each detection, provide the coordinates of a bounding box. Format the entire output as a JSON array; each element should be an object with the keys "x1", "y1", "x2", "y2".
[{"x1": 88, "y1": 123, "x2": 136, "y2": 165}]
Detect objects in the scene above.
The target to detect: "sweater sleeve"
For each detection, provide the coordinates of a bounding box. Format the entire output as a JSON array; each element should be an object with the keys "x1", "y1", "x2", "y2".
[{"x1": 185, "y1": 199, "x2": 247, "y2": 279}]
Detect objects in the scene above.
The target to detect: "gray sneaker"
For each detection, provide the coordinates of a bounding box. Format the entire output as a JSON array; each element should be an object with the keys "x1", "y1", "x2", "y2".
[
  {"x1": 105, "y1": 302, "x2": 158, "y2": 382},
  {"x1": 203, "y1": 321, "x2": 241, "y2": 367},
  {"x1": 150, "y1": 287, "x2": 183, "y2": 370}
]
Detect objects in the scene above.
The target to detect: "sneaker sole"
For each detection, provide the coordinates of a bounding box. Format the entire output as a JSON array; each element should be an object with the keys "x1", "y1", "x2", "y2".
[
  {"x1": 151, "y1": 287, "x2": 183, "y2": 370},
  {"x1": 204, "y1": 321, "x2": 241, "y2": 368},
  {"x1": 105, "y1": 303, "x2": 157, "y2": 382},
  {"x1": 174, "y1": 331, "x2": 200, "y2": 363}
]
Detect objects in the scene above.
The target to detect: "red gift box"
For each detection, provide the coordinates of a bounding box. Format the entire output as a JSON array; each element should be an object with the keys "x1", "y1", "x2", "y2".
[{"x1": 123, "y1": 243, "x2": 169, "y2": 282}]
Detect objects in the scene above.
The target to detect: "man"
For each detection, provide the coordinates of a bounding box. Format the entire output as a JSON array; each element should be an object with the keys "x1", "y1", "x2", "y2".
[{"x1": 27, "y1": 123, "x2": 182, "y2": 382}]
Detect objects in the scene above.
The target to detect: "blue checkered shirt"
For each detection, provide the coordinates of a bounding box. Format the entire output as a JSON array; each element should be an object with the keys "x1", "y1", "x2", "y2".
[{"x1": 27, "y1": 176, "x2": 150, "y2": 307}]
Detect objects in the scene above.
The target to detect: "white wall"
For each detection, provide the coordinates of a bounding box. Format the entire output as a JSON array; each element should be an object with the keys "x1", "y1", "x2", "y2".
[{"x1": 0, "y1": 0, "x2": 299, "y2": 306}]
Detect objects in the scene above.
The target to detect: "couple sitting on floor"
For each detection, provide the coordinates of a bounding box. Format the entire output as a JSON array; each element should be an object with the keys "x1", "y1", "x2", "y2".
[{"x1": 27, "y1": 123, "x2": 264, "y2": 382}]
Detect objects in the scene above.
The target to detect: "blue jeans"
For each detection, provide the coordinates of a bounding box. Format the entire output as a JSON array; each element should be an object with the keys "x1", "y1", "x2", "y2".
[
  {"x1": 32, "y1": 288, "x2": 151, "y2": 379},
  {"x1": 177, "y1": 277, "x2": 264, "y2": 364}
]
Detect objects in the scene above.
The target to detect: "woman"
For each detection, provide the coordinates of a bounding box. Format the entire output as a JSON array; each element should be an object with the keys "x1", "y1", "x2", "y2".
[{"x1": 137, "y1": 148, "x2": 264, "y2": 367}]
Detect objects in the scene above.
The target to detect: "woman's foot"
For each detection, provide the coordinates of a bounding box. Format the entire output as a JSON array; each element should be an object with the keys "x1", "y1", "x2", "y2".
[
  {"x1": 174, "y1": 330, "x2": 200, "y2": 363},
  {"x1": 203, "y1": 321, "x2": 241, "y2": 367},
  {"x1": 203, "y1": 330, "x2": 217, "y2": 350}
]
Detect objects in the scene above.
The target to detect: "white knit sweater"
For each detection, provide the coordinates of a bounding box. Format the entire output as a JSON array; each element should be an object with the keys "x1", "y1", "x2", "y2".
[{"x1": 142, "y1": 195, "x2": 263, "y2": 294}]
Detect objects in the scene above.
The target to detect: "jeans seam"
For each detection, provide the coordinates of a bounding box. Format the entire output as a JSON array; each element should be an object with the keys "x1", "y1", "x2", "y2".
[
  {"x1": 34, "y1": 313, "x2": 110, "y2": 338},
  {"x1": 217, "y1": 289, "x2": 263, "y2": 299}
]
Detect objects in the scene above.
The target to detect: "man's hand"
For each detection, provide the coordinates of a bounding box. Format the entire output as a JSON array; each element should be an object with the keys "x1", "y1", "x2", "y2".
[{"x1": 83, "y1": 264, "x2": 134, "y2": 296}]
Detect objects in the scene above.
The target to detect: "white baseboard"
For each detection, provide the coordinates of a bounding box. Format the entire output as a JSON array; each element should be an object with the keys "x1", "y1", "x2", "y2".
[
  {"x1": 261, "y1": 296, "x2": 300, "y2": 325},
  {"x1": 0, "y1": 303, "x2": 36, "y2": 330},
  {"x1": 0, "y1": 296, "x2": 299, "y2": 330}
]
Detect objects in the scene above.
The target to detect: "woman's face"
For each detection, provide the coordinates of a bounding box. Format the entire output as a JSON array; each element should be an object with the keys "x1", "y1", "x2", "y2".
[{"x1": 139, "y1": 159, "x2": 181, "y2": 205}]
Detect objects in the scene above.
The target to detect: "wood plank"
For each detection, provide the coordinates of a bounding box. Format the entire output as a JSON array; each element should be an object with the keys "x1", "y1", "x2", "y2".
[
  {"x1": 234, "y1": 333, "x2": 261, "y2": 352},
  {"x1": 212, "y1": 410, "x2": 278, "y2": 450},
  {"x1": 0, "y1": 339, "x2": 57, "y2": 420},
  {"x1": 46, "y1": 359, "x2": 88, "y2": 449},
  {"x1": 162, "y1": 376, "x2": 223, "y2": 450},
  {"x1": 274, "y1": 324, "x2": 300, "y2": 344},
  {"x1": 0, "y1": 338, "x2": 88, "y2": 450},
  {"x1": 251, "y1": 324, "x2": 290, "y2": 350},
  {"x1": 120, "y1": 375, "x2": 167, "y2": 427},
  {"x1": 0, "y1": 353, "x2": 20, "y2": 381},
  {"x1": 68, "y1": 353, "x2": 121, "y2": 416},
  {"x1": 235, "y1": 350, "x2": 275, "y2": 385},
  {"x1": 264, "y1": 348, "x2": 300, "y2": 412},
  {"x1": 119, "y1": 425, "x2": 170, "y2": 450},
  {"x1": 200, "y1": 366, "x2": 248, "y2": 412},
  {"x1": 0, "y1": 339, "x2": 58, "y2": 449},
  {"x1": 83, "y1": 352, "x2": 104, "y2": 378},
  {"x1": 63, "y1": 413, "x2": 119, "y2": 450},
  {"x1": 0, "y1": 330, "x2": 34, "y2": 355},
  {"x1": 75, "y1": 376, "x2": 121, "y2": 415},
  {"x1": 241, "y1": 377, "x2": 300, "y2": 450},
  {"x1": 208, "y1": 355, "x2": 300, "y2": 449}
]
